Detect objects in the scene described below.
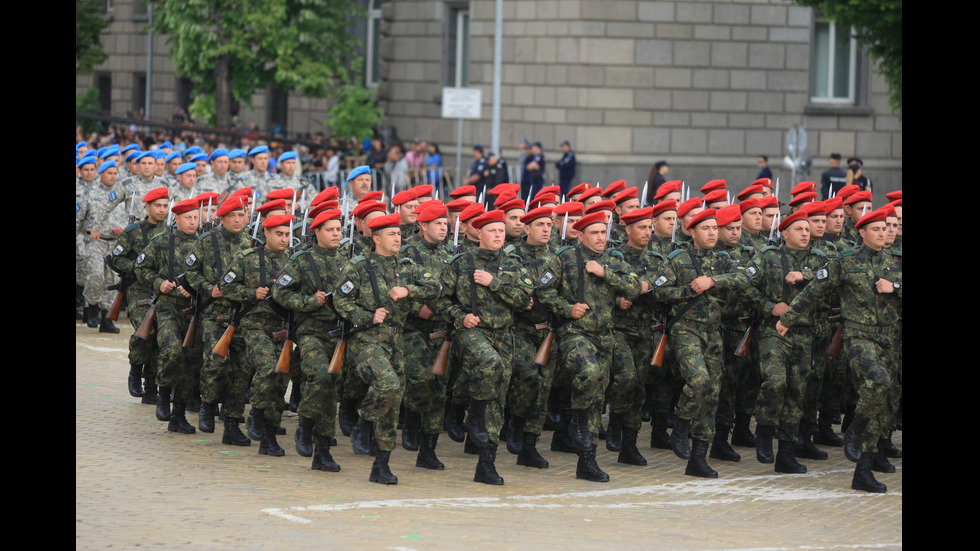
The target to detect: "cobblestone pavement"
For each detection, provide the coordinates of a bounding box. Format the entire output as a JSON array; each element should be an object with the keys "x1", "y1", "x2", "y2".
[{"x1": 77, "y1": 319, "x2": 902, "y2": 550}]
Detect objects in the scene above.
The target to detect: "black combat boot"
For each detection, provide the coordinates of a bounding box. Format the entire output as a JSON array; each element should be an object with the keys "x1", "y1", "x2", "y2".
[
  {"x1": 465, "y1": 399, "x2": 491, "y2": 447},
  {"x1": 605, "y1": 412, "x2": 624, "y2": 452},
  {"x1": 221, "y1": 418, "x2": 251, "y2": 446},
  {"x1": 474, "y1": 443, "x2": 504, "y2": 485},
  {"x1": 338, "y1": 398, "x2": 359, "y2": 437},
  {"x1": 568, "y1": 409, "x2": 593, "y2": 452},
  {"x1": 506, "y1": 416, "x2": 526, "y2": 455},
  {"x1": 576, "y1": 444, "x2": 609, "y2": 482},
  {"x1": 246, "y1": 408, "x2": 263, "y2": 441},
  {"x1": 402, "y1": 411, "x2": 421, "y2": 451},
  {"x1": 416, "y1": 433, "x2": 445, "y2": 470},
  {"x1": 641, "y1": 385, "x2": 655, "y2": 423},
  {"x1": 168, "y1": 403, "x2": 196, "y2": 434},
  {"x1": 98, "y1": 309, "x2": 120, "y2": 333},
  {"x1": 445, "y1": 401, "x2": 467, "y2": 442},
  {"x1": 879, "y1": 431, "x2": 902, "y2": 458},
  {"x1": 775, "y1": 439, "x2": 807, "y2": 473},
  {"x1": 550, "y1": 413, "x2": 577, "y2": 453},
  {"x1": 842, "y1": 415, "x2": 869, "y2": 462},
  {"x1": 258, "y1": 418, "x2": 286, "y2": 457},
  {"x1": 463, "y1": 433, "x2": 480, "y2": 455},
  {"x1": 369, "y1": 450, "x2": 398, "y2": 484},
  {"x1": 685, "y1": 439, "x2": 718, "y2": 478},
  {"x1": 350, "y1": 416, "x2": 374, "y2": 456},
  {"x1": 86, "y1": 305, "x2": 100, "y2": 328},
  {"x1": 873, "y1": 441, "x2": 896, "y2": 473},
  {"x1": 198, "y1": 401, "x2": 217, "y2": 433},
  {"x1": 156, "y1": 386, "x2": 172, "y2": 421},
  {"x1": 731, "y1": 411, "x2": 757, "y2": 447},
  {"x1": 288, "y1": 383, "x2": 301, "y2": 413},
  {"x1": 311, "y1": 435, "x2": 341, "y2": 472},
  {"x1": 650, "y1": 413, "x2": 671, "y2": 449},
  {"x1": 851, "y1": 454, "x2": 886, "y2": 493},
  {"x1": 618, "y1": 428, "x2": 647, "y2": 466},
  {"x1": 142, "y1": 377, "x2": 158, "y2": 404},
  {"x1": 796, "y1": 423, "x2": 828, "y2": 460},
  {"x1": 517, "y1": 432, "x2": 549, "y2": 468},
  {"x1": 814, "y1": 414, "x2": 843, "y2": 446},
  {"x1": 710, "y1": 425, "x2": 741, "y2": 462},
  {"x1": 128, "y1": 364, "x2": 144, "y2": 397},
  {"x1": 755, "y1": 425, "x2": 774, "y2": 464},
  {"x1": 295, "y1": 416, "x2": 314, "y2": 457},
  {"x1": 670, "y1": 418, "x2": 692, "y2": 460}
]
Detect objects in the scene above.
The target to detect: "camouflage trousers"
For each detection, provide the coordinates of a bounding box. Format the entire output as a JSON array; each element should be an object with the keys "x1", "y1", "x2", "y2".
[
  {"x1": 811, "y1": 321, "x2": 847, "y2": 423},
  {"x1": 647, "y1": 329, "x2": 676, "y2": 422},
  {"x1": 755, "y1": 325, "x2": 813, "y2": 442},
  {"x1": 200, "y1": 314, "x2": 248, "y2": 421},
  {"x1": 125, "y1": 296, "x2": 158, "y2": 382},
  {"x1": 349, "y1": 331, "x2": 405, "y2": 452},
  {"x1": 557, "y1": 329, "x2": 613, "y2": 441},
  {"x1": 718, "y1": 324, "x2": 761, "y2": 430},
  {"x1": 295, "y1": 323, "x2": 340, "y2": 439},
  {"x1": 83, "y1": 239, "x2": 115, "y2": 310},
  {"x1": 608, "y1": 329, "x2": 648, "y2": 431},
  {"x1": 401, "y1": 327, "x2": 447, "y2": 435},
  {"x1": 507, "y1": 324, "x2": 555, "y2": 436},
  {"x1": 672, "y1": 321, "x2": 723, "y2": 442},
  {"x1": 843, "y1": 324, "x2": 901, "y2": 453},
  {"x1": 245, "y1": 317, "x2": 288, "y2": 428},
  {"x1": 76, "y1": 233, "x2": 87, "y2": 286},
  {"x1": 155, "y1": 301, "x2": 195, "y2": 405},
  {"x1": 455, "y1": 326, "x2": 515, "y2": 446}
]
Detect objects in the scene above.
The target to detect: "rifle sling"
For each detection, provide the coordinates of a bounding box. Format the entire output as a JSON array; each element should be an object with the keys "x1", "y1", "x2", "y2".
[
  {"x1": 779, "y1": 246, "x2": 791, "y2": 304},
  {"x1": 210, "y1": 232, "x2": 224, "y2": 278},
  {"x1": 664, "y1": 249, "x2": 707, "y2": 333},
  {"x1": 575, "y1": 247, "x2": 586, "y2": 304},
  {"x1": 363, "y1": 255, "x2": 384, "y2": 307},
  {"x1": 466, "y1": 252, "x2": 482, "y2": 318}
]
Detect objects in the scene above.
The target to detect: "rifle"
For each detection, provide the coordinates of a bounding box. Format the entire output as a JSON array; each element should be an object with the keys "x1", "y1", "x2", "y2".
[
  {"x1": 177, "y1": 274, "x2": 201, "y2": 348},
  {"x1": 649, "y1": 318, "x2": 667, "y2": 367},
  {"x1": 734, "y1": 313, "x2": 760, "y2": 359},
  {"x1": 266, "y1": 295, "x2": 299, "y2": 374},
  {"x1": 134, "y1": 290, "x2": 159, "y2": 340},
  {"x1": 328, "y1": 233, "x2": 357, "y2": 376},
  {"x1": 212, "y1": 303, "x2": 244, "y2": 357},
  {"x1": 429, "y1": 330, "x2": 451, "y2": 376},
  {"x1": 826, "y1": 309, "x2": 844, "y2": 357},
  {"x1": 104, "y1": 255, "x2": 133, "y2": 321},
  {"x1": 532, "y1": 321, "x2": 556, "y2": 372}
]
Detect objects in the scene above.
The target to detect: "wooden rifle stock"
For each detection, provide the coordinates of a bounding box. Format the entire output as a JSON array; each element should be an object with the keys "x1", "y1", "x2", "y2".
[
  {"x1": 533, "y1": 322, "x2": 555, "y2": 366},
  {"x1": 107, "y1": 291, "x2": 124, "y2": 321},
  {"x1": 826, "y1": 314, "x2": 844, "y2": 357},
  {"x1": 734, "y1": 316, "x2": 758, "y2": 359},
  {"x1": 430, "y1": 337, "x2": 451, "y2": 376},
  {"x1": 212, "y1": 325, "x2": 235, "y2": 357},
  {"x1": 276, "y1": 340, "x2": 292, "y2": 373},
  {"x1": 327, "y1": 338, "x2": 346, "y2": 376},
  {"x1": 182, "y1": 308, "x2": 199, "y2": 348},
  {"x1": 650, "y1": 333, "x2": 667, "y2": 367},
  {"x1": 134, "y1": 294, "x2": 158, "y2": 340}
]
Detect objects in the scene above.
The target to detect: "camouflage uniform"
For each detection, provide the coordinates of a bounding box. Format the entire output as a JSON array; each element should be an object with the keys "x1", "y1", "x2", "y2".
[
  {"x1": 196, "y1": 171, "x2": 233, "y2": 196},
  {"x1": 243, "y1": 170, "x2": 277, "y2": 203},
  {"x1": 76, "y1": 182, "x2": 129, "y2": 311}
]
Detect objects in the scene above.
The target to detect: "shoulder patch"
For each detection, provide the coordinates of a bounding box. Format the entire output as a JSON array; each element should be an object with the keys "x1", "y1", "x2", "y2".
[
  {"x1": 222, "y1": 271, "x2": 237, "y2": 284},
  {"x1": 185, "y1": 253, "x2": 197, "y2": 266},
  {"x1": 539, "y1": 271, "x2": 555, "y2": 286},
  {"x1": 745, "y1": 265, "x2": 758, "y2": 278},
  {"x1": 136, "y1": 252, "x2": 146, "y2": 264},
  {"x1": 76, "y1": 203, "x2": 81, "y2": 213},
  {"x1": 815, "y1": 268, "x2": 829, "y2": 280},
  {"x1": 340, "y1": 280, "x2": 355, "y2": 294},
  {"x1": 654, "y1": 275, "x2": 668, "y2": 287},
  {"x1": 108, "y1": 191, "x2": 117, "y2": 202},
  {"x1": 111, "y1": 244, "x2": 125, "y2": 256},
  {"x1": 277, "y1": 274, "x2": 293, "y2": 286}
]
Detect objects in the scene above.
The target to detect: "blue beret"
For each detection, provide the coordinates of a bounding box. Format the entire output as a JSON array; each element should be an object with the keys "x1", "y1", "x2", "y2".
[
  {"x1": 185, "y1": 146, "x2": 203, "y2": 156},
  {"x1": 98, "y1": 160, "x2": 117, "y2": 174},
  {"x1": 347, "y1": 165, "x2": 371, "y2": 181},
  {"x1": 209, "y1": 148, "x2": 230, "y2": 161},
  {"x1": 160, "y1": 141, "x2": 174, "y2": 149},
  {"x1": 152, "y1": 150, "x2": 166, "y2": 159},
  {"x1": 81, "y1": 150, "x2": 97, "y2": 160},
  {"x1": 99, "y1": 148, "x2": 118, "y2": 160},
  {"x1": 176, "y1": 162, "x2": 197, "y2": 176},
  {"x1": 228, "y1": 148, "x2": 246, "y2": 159},
  {"x1": 75, "y1": 141, "x2": 88, "y2": 152},
  {"x1": 121, "y1": 144, "x2": 140, "y2": 154},
  {"x1": 189, "y1": 154, "x2": 207, "y2": 162},
  {"x1": 165, "y1": 151, "x2": 183, "y2": 163},
  {"x1": 136, "y1": 151, "x2": 156, "y2": 162},
  {"x1": 278, "y1": 151, "x2": 297, "y2": 163},
  {"x1": 248, "y1": 145, "x2": 269, "y2": 157},
  {"x1": 125, "y1": 151, "x2": 141, "y2": 163},
  {"x1": 77, "y1": 156, "x2": 96, "y2": 168},
  {"x1": 96, "y1": 147, "x2": 108, "y2": 158}
]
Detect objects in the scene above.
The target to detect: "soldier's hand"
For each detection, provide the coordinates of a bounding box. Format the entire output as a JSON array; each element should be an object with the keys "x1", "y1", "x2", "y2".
[
  {"x1": 160, "y1": 280, "x2": 176, "y2": 293},
  {"x1": 527, "y1": 297, "x2": 534, "y2": 310},
  {"x1": 585, "y1": 260, "x2": 605, "y2": 277},
  {"x1": 463, "y1": 313, "x2": 480, "y2": 328},
  {"x1": 772, "y1": 302, "x2": 789, "y2": 317},
  {"x1": 315, "y1": 290, "x2": 327, "y2": 306},
  {"x1": 775, "y1": 320, "x2": 789, "y2": 336},
  {"x1": 571, "y1": 302, "x2": 589, "y2": 319},
  {"x1": 691, "y1": 275, "x2": 716, "y2": 294},
  {"x1": 211, "y1": 284, "x2": 223, "y2": 298},
  {"x1": 473, "y1": 269, "x2": 494, "y2": 286},
  {"x1": 177, "y1": 286, "x2": 191, "y2": 298},
  {"x1": 373, "y1": 308, "x2": 390, "y2": 324},
  {"x1": 111, "y1": 226, "x2": 124, "y2": 237},
  {"x1": 389, "y1": 286, "x2": 409, "y2": 301},
  {"x1": 91, "y1": 230, "x2": 101, "y2": 242},
  {"x1": 419, "y1": 304, "x2": 433, "y2": 319},
  {"x1": 619, "y1": 298, "x2": 632, "y2": 310},
  {"x1": 875, "y1": 278, "x2": 895, "y2": 294},
  {"x1": 785, "y1": 271, "x2": 804, "y2": 284},
  {"x1": 641, "y1": 280, "x2": 650, "y2": 294},
  {"x1": 256, "y1": 286, "x2": 270, "y2": 300}
]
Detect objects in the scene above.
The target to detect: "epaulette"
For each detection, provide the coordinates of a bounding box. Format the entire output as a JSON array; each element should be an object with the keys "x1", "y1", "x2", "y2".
[
  {"x1": 555, "y1": 245, "x2": 573, "y2": 256},
  {"x1": 608, "y1": 249, "x2": 625, "y2": 260},
  {"x1": 503, "y1": 244, "x2": 516, "y2": 255},
  {"x1": 741, "y1": 245, "x2": 755, "y2": 254},
  {"x1": 448, "y1": 252, "x2": 465, "y2": 264},
  {"x1": 399, "y1": 243, "x2": 413, "y2": 253},
  {"x1": 350, "y1": 254, "x2": 366, "y2": 264},
  {"x1": 340, "y1": 236, "x2": 352, "y2": 246},
  {"x1": 667, "y1": 249, "x2": 686, "y2": 260},
  {"x1": 239, "y1": 248, "x2": 257, "y2": 259},
  {"x1": 761, "y1": 245, "x2": 779, "y2": 253},
  {"x1": 839, "y1": 248, "x2": 857, "y2": 258},
  {"x1": 198, "y1": 230, "x2": 215, "y2": 241},
  {"x1": 289, "y1": 250, "x2": 307, "y2": 260},
  {"x1": 810, "y1": 248, "x2": 827, "y2": 258},
  {"x1": 398, "y1": 257, "x2": 415, "y2": 265},
  {"x1": 716, "y1": 250, "x2": 731, "y2": 258},
  {"x1": 124, "y1": 222, "x2": 140, "y2": 233},
  {"x1": 889, "y1": 249, "x2": 902, "y2": 257},
  {"x1": 646, "y1": 249, "x2": 665, "y2": 261}
]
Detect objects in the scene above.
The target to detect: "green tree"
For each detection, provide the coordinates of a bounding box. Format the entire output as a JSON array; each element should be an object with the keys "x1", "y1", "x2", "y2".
[
  {"x1": 327, "y1": 60, "x2": 383, "y2": 141},
  {"x1": 151, "y1": 0, "x2": 365, "y2": 128},
  {"x1": 795, "y1": 0, "x2": 902, "y2": 118},
  {"x1": 76, "y1": 0, "x2": 109, "y2": 74}
]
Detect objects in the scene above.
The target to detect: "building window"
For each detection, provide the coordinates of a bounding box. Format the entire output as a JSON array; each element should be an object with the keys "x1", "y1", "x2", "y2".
[
  {"x1": 134, "y1": 73, "x2": 147, "y2": 113},
  {"x1": 810, "y1": 21, "x2": 857, "y2": 104},
  {"x1": 365, "y1": 0, "x2": 382, "y2": 87},
  {"x1": 445, "y1": 6, "x2": 469, "y2": 87},
  {"x1": 133, "y1": 0, "x2": 148, "y2": 20},
  {"x1": 96, "y1": 73, "x2": 112, "y2": 113}
]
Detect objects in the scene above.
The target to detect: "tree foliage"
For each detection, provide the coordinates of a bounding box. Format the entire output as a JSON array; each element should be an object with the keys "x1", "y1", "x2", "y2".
[
  {"x1": 327, "y1": 60, "x2": 383, "y2": 141},
  {"x1": 76, "y1": 0, "x2": 109, "y2": 74},
  {"x1": 151, "y1": 0, "x2": 366, "y2": 128},
  {"x1": 76, "y1": 87, "x2": 102, "y2": 134},
  {"x1": 795, "y1": 0, "x2": 902, "y2": 118}
]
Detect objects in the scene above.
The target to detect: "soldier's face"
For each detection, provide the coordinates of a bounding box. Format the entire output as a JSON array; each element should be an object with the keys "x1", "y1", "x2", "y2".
[
  {"x1": 761, "y1": 186, "x2": 773, "y2": 197},
  {"x1": 504, "y1": 209, "x2": 525, "y2": 238},
  {"x1": 179, "y1": 172, "x2": 196, "y2": 189},
  {"x1": 168, "y1": 158, "x2": 183, "y2": 174},
  {"x1": 851, "y1": 202, "x2": 872, "y2": 223},
  {"x1": 280, "y1": 159, "x2": 296, "y2": 176},
  {"x1": 79, "y1": 164, "x2": 97, "y2": 181},
  {"x1": 653, "y1": 211, "x2": 676, "y2": 238},
  {"x1": 617, "y1": 199, "x2": 640, "y2": 217},
  {"x1": 692, "y1": 221, "x2": 718, "y2": 249},
  {"x1": 809, "y1": 215, "x2": 827, "y2": 238},
  {"x1": 741, "y1": 208, "x2": 763, "y2": 233},
  {"x1": 100, "y1": 168, "x2": 118, "y2": 187},
  {"x1": 195, "y1": 161, "x2": 208, "y2": 177},
  {"x1": 230, "y1": 158, "x2": 245, "y2": 172},
  {"x1": 351, "y1": 174, "x2": 372, "y2": 197},
  {"x1": 252, "y1": 153, "x2": 269, "y2": 173},
  {"x1": 579, "y1": 224, "x2": 607, "y2": 254},
  {"x1": 373, "y1": 228, "x2": 401, "y2": 256},
  {"x1": 147, "y1": 198, "x2": 169, "y2": 224},
  {"x1": 400, "y1": 200, "x2": 419, "y2": 225},
  {"x1": 625, "y1": 219, "x2": 652, "y2": 248},
  {"x1": 825, "y1": 209, "x2": 844, "y2": 234},
  {"x1": 719, "y1": 221, "x2": 742, "y2": 247},
  {"x1": 762, "y1": 208, "x2": 778, "y2": 232},
  {"x1": 155, "y1": 158, "x2": 166, "y2": 175},
  {"x1": 175, "y1": 210, "x2": 200, "y2": 234},
  {"x1": 525, "y1": 217, "x2": 552, "y2": 246},
  {"x1": 884, "y1": 216, "x2": 898, "y2": 246},
  {"x1": 421, "y1": 218, "x2": 448, "y2": 244},
  {"x1": 265, "y1": 226, "x2": 291, "y2": 253},
  {"x1": 478, "y1": 222, "x2": 506, "y2": 251},
  {"x1": 783, "y1": 221, "x2": 810, "y2": 250},
  {"x1": 662, "y1": 191, "x2": 681, "y2": 203},
  {"x1": 139, "y1": 158, "x2": 156, "y2": 178},
  {"x1": 563, "y1": 215, "x2": 582, "y2": 240},
  {"x1": 315, "y1": 220, "x2": 343, "y2": 249},
  {"x1": 212, "y1": 156, "x2": 229, "y2": 175},
  {"x1": 859, "y1": 221, "x2": 887, "y2": 251},
  {"x1": 220, "y1": 209, "x2": 248, "y2": 234}
]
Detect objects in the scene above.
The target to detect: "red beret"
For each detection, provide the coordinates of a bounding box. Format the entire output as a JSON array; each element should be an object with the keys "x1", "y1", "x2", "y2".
[
  {"x1": 779, "y1": 210, "x2": 809, "y2": 232},
  {"x1": 703, "y1": 189, "x2": 728, "y2": 205},
  {"x1": 520, "y1": 207, "x2": 554, "y2": 224},
  {"x1": 760, "y1": 196, "x2": 779, "y2": 209},
  {"x1": 855, "y1": 208, "x2": 888, "y2": 230},
  {"x1": 472, "y1": 209, "x2": 505, "y2": 229},
  {"x1": 311, "y1": 187, "x2": 339, "y2": 205},
  {"x1": 256, "y1": 199, "x2": 287, "y2": 214},
  {"x1": 686, "y1": 208, "x2": 717, "y2": 231},
  {"x1": 844, "y1": 190, "x2": 872, "y2": 206},
  {"x1": 701, "y1": 179, "x2": 726, "y2": 194},
  {"x1": 825, "y1": 197, "x2": 843, "y2": 212},
  {"x1": 231, "y1": 186, "x2": 253, "y2": 198},
  {"x1": 716, "y1": 204, "x2": 742, "y2": 227},
  {"x1": 490, "y1": 183, "x2": 520, "y2": 196},
  {"x1": 736, "y1": 185, "x2": 765, "y2": 201},
  {"x1": 416, "y1": 203, "x2": 448, "y2": 223},
  {"x1": 800, "y1": 201, "x2": 827, "y2": 217},
  {"x1": 572, "y1": 211, "x2": 607, "y2": 232},
  {"x1": 754, "y1": 178, "x2": 774, "y2": 190},
  {"x1": 537, "y1": 185, "x2": 561, "y2": 197},
  {"x1": 789, "y1": 192, "x2": 817, "y2": 207},
  {"x1": 889, "y1": 199, "x2": 902, "y2": 208},
  {"x1": 353, "y1": 201, "x2": 387, "y2": 219},
  {"x1": 652, "y1": 200, "x2": 677, "y2": 217},
  {"x1": 310, "y1": 209, "x2": 342, "y2": 230},
  {"x1": 216, "y1": 196, "x2": 247, "y2": 217},
  {"x1": 677, "y1": 197, "x2": 704, "y2": 218},
  {"x1": 449, "y1": 185, "x2": 477, "y2": 198},
  {"x1": 266, "y1": 188, "x2": 294, "y2": 201},
  {"x1": 446, "y1": 199, "x2": 473, "y2": 212},
  {"x1": 501, "y1": 198, "x2": 526, "y2": 213},
  {"x1": 171, "y1": 198, "x2": 199, "y2": 215},
  {"x1": 621, "y1": 206, "x2": 654, "y2": 225},
  {"x1": 603, "y1": 180, "x2": 627, "y2": 197},
  {"x1": 579, "y1": 187, "x2": 604, "y2": 202},
  {"x1": 321, "y1": 200, "x2": 339, "y2": 210},
  {"x1": 263, "y1": 214, "x2": 295, "y2": 229},
  {"x1": 493, "y1": 192, "x2": 518, "y2": 208},
  {"x1": 413, "y1": 184, "x2": 433, "y2": 198},
  {"x1": 143, "y1": 187, "x2": 169, "y2": 203},
  {"x1": 791, "y1": 181, "x2": 817, "y2": 196},
  {"x1": 358, "y1": 190, "x2": 385, "y2": 204},
  {"x1": 739, "y1": 198, "x2": 763, "y2": 214},
  {"x1": 459, "y1": 203, "x2": 485, "y2": 222},
  {"x1": 195, "y1": 192, "x2": 220, "y2": 207},
  {"x1": 553, "y1": 201, "x2": 584, "y2": 216},
  {"x1": 585, "y1": 200, "x2": 616, "y2": 214},
  {"x1": 392, "y1": 189, "x2": 418, "y2": 206},
  {"x1": 368, "y1": 212, "x2": 402, "y2": 231},
  {"x1": 530, "y1": 193, "x2": 559, "y2": 208},
  {"x1": 654, "y1": 180, "x2": 683, "y2": 200},
  {"x1": 614, "y1": 187, "x2": 639, "y2": 204},
  {"x1": 837, "y1": 185, "x2": 860, "y2": 200},
  {"x1": 568, "y1": 182, "x2": 591, "y2": 197},
  {"x1": 885, "y1": 190, "x2": 902, "y2": 201},
  {"x1": 308, "y1": 202, "x2": 331, "y2": 219}
]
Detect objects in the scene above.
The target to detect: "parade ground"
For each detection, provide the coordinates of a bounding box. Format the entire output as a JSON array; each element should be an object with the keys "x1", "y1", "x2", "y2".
[{"x1": 77, "y1": 319, "x2": 902, "y2": 550}]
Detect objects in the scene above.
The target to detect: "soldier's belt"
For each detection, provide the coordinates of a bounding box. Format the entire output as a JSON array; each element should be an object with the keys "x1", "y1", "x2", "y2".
[
  {"x1": 843, "y1": 319, "x2": 897, "y2": 335},
  {"x1": 673, "y1": 319, "x2": 721, "y2": 333},
  {"x1": 611, "y1": 318, "x2": 650, "y2": 330},
  {"x1": 156, "y1": 294, "x2": 190, "y2": 307}
]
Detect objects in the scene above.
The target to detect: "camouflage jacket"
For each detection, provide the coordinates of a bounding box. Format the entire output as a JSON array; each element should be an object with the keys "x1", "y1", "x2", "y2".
[
  {"x1": 107, "y1": 218, "x2": 166, "y2": 298},
  {"x1": 398, "y1": 236, "x2": 451, "y2": 331},
  {"x1": 611, "y1": 243, "x2": 667, "y2": 333},
  {"x1": 134, "y1": 229, "x2": 198, "y2": 308},
  {"x1": 184, "y1": 225, "x2": 252, "y2": 315},
  {"x1": 334, "y1": 251, "x2": 440, "y2": 334},
  {"x1": 272, "y1": 245, "x2": 347, "y2": 328},
  {"x1": 218, "y1": 246, "x2": 290, "y2": 324},
  {"x1": 433, "y1": 246, "x2": 534, "y2": 332},
  {"x1": 514, "y1": 241, "x2": 562, "y2": 327},
  {"x1": 652, "y1": 244, "x2": 744, "y2": 329},
  {"x1": 743, "y1": 245, "x2": 826, "y2": 328}
]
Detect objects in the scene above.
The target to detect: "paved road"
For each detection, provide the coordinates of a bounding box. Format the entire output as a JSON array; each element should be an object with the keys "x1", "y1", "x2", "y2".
[{"x1": 77, "y1": 320, "x2": 902, "y2": 550}]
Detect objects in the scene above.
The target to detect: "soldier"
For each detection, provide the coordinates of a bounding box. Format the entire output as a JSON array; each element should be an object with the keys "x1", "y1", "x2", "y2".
[
  {"x1": 219, "y1": 214, "x2": 294, "y2": 456},
  {"x1": 674, "y1": 197, "x2": 704, "y2": 248},
  {"x1": 77, "y1": 160, "x2": 128, "y2": 333},
  {"x1": 647, "y1": 200, "x2": 677, "y2": 257},
  {"x1": 76, "y1": 155, "x2": 99, "y2": 324},
  {"x1": 652, "y1": 181, "x2": 682, "y2": 204},
  {"x1": 500, "y1": 198, "x2": 526, "y2": 247},
  {"x1": 164, "y1": 151, "x2": 183, "y2": 182},
  {"x1": 392, "y1": 188, "x2": 421, "y2": 238},
  {"x1": 538, "y1": 211, "x2": 644, "y2": 482},
  {"x1": 339, "y1": 165, "x2": 374, "y2": 217},
  {"x1": 432, "y1": 209, "x2": 534, "y2": 484},
  {"x1": 739, "y1": 199, "x2": 768, "y2": 251},
  {"x1": 195, "y1": 148, "x2": 232, "y2": 195},
  {"x1": 170, "y1": 162, "x2": 200, "y2": 202},
  {"x1": 134, "y1": 198, "x2": 201, "y2": 434},
  {"x1": 243, "y1": 145, "x2": 276, "y2": 202}
]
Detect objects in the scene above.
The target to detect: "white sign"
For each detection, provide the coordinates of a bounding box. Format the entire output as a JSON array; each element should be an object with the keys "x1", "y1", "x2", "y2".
[{"x1": 442, "y1": 87, "x2": 483, "y2": 120}]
